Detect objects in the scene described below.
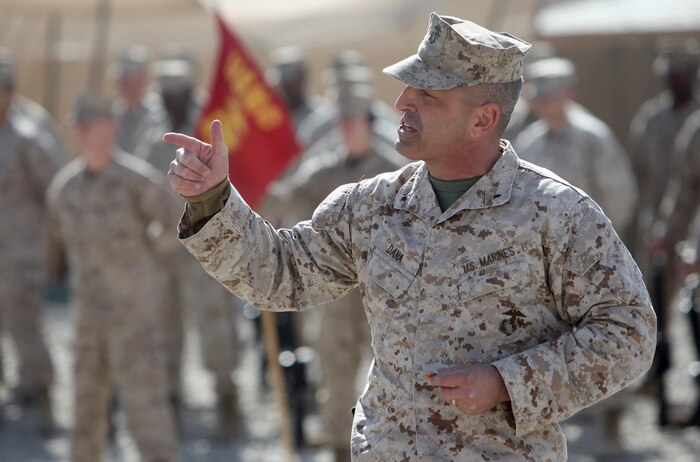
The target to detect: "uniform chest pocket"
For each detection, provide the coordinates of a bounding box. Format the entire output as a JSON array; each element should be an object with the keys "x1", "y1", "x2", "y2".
[
  {"x1": 368, "y1": 245, "x2": 415, "y2": 299},
  {"x1": 367, "y1": 232, "x2": 420, "y2": 300},
  {"x1": 456, "y1": 256, "x2": 541, "y2": 355},
  {"x1": 457, "y1": 256, "x2": 531, "y2": 302}
]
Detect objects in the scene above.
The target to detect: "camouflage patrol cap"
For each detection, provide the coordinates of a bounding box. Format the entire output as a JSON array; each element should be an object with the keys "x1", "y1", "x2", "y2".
[
  {"x1": 383, "y1": 12, "x2": 531, "y2": 89},
  {"x1": 333, "y1": 83, "x2": 374, "y2": 119},
  {"x1": 70, "y1": 93, "x2": 114, "y2": 125},
  {"x1": 522, "y1": 57, "x2": 576, "y2": 99},
  {"x1": 268, "y1": 46, "x2": 307, "y2": 82},
  {"x1": 111, "y1": 45, "x2": 149, "y2": 79},
  {"x1": 322, "y1": 64, "x2": 374, "y2": 91},
  {"x1": 653, "y1": 37, "x2": 700, "y2": 76},
  {"x1": 153, "y1": 58, "x2": 195, "y2": 92}
]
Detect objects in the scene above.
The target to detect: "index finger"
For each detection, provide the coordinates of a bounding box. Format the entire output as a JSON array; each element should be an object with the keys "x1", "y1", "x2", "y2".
[
  {"x1": 162, "y1": 132, "x2": 210, "y2": 154},
  {"x1": 429, "y1": 366, "x2": 467, "y2": 388}
]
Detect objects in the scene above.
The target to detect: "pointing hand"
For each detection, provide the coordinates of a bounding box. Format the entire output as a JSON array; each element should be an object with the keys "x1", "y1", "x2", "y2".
[{"x1": 163, "y1": 120, "x2": 230, "y2": 197}]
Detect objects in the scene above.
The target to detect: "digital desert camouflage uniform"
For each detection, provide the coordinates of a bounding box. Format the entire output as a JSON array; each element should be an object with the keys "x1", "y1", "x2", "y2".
[
  {"x1": 0, "y1": 115, "x2": 61, "y2": 402},
  {"x1": 46, "y1": 150, "x2": 179, "y2": 462},
  {"x1": 178, "y1": 143, "x2": 656, "y2": 461},
  {"x1": 135, "y1": 57, "x2": 240, "y2": 426},
  {"x1": 111, "y1": 45, "x2": 165, "y2": 155},
  {"x1": 262, "y1": 139, "x2": 405, "y2": 455}
]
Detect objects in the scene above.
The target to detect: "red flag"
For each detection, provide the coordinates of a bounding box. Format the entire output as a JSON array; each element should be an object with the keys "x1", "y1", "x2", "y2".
[{"x1": 196, "y1": 14, "x2": 301, "y2": 209}]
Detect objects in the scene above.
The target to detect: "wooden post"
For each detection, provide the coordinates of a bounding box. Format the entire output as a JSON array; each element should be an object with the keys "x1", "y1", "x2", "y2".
[
  {"x1": 88, "y1": 0, "x2": 111, "y2": 94},
  {"x1": 260, "y1": 310, "x2": 297, "y2": 462}
]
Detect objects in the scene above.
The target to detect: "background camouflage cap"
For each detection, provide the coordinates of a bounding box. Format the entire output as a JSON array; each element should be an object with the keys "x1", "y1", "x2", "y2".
[
  {"x1": 332, "y1": 83, "x2": 374, "y2": 119},
  {"x1": 522, "y1": 57, "x2": 576, "y2": 99},
  {"x1": 110, "y1": 45, "x2": 149, "y2": 79},
  {"x1": 153, "y1": 58, "x2": 195, "y2": 92},
  {"x1": 653, "y1": 37, "x2": 700, "y2": 76},
  {"x1": 267, "y1": 46, "x2": 307, "y2": 84},
  {"x1": 70, "y1": 93, "x2": 114, "y2": 125},
  {"x1": 383, "y1": 12, "x2": 531, "y2": 90}
]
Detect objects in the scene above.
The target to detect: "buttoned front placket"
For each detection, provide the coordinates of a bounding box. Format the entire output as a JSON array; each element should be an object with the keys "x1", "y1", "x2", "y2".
[{"x1": 388, "y1": 149, "x2": 518, "y2": 459}]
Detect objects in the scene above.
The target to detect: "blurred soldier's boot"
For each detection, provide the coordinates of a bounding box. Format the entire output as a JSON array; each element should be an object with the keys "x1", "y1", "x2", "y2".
[
  {"x1": 19, "y1": 386, "x2": 56, "y2": 435},
  {"x1": 333, "y1": 445, "x2": 351, "y2": 462},
  {"x1": 215, "y1": 390, "x2": 242, "y2": 440},
  {"x1": 35, "y1": 386, "x2": 56, "y2": 435},
  {"x1": 600, "y1": 408, "x2": 624, "y2": 455},
  {"x1": 170, "y1": 392, "x2": 184, "y2": 437}
]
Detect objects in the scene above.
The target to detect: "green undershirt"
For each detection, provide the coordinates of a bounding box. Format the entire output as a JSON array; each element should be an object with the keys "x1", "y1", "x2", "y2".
[{"x1": 428, "y1": 174, "x2": 482, "y2": 212}]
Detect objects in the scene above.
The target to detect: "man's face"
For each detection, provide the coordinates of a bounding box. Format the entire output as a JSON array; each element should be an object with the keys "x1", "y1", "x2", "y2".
[
  {"x1": 116, "y1": 72, "x2": 148, "y2": 103},
  {"x1": 340, "y1": 117, "x2": 372, "y2": 157},
  {"x1": 527, "y1": 90, "x2": 570, "y2": 121},
  {"x1": 393, "y1": 85, "x2": 480, "y2": 163},
  {"x1": 74, "y1": 117, "x2": 116, "y2": 151}
]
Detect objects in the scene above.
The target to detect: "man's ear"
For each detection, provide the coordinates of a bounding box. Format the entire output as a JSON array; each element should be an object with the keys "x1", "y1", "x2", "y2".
[{"x1": 473, "y1": 102, "x2": 500, "y2": 133}]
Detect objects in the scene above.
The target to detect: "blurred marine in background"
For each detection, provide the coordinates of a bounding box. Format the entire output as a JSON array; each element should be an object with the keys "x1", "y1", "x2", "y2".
[
  {"x1": 0, "y1": 49, "x2": 62, "y2": 434},
  {"x1": 46, "y1": 94, "x2": 179, "y2": 462}
]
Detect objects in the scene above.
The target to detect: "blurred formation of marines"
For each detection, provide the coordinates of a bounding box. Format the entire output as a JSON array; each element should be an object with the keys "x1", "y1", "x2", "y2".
[{"x1": 0, "y1": 50, "x2": 62, "y2": 433}]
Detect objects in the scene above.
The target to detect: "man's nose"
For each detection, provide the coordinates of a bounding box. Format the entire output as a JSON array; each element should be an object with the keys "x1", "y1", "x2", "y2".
[{"x1": 395, "y1": 86, "x2": 417, "y2": 112}]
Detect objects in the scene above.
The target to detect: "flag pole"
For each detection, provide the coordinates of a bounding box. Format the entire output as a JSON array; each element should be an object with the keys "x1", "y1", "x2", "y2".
[
  {"x1": 88, "y1": 0, "x2": 111, "y2": 93},
  {"x1": 260, "y1": 310, "x2": 297, "y2": 462}
]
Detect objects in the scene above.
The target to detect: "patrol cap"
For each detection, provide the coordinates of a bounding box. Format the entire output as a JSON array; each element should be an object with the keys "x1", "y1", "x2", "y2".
[
  {"x1": 0, "y1": 48, "x2": 15, "y2": 88},
  {"x1": 322, "y1": 64, "x2": 374, "y2": 91},
  {"x1": 653, "y1": 37, "x2": 700, "y2": 76},
  {"x1": 333, "y1": 83, "x2": 374, "y2": 119},
  {"x1": 268, "y1": 46, "x2": 307, "y2": 82},
  {"x1": 328, "y1": 49, "x2": 367, "y2": 72},
  {"x1": 522, "y1": 57, "x2": 576, "y2": 99},
  {"x1": 111, "y1": 45, "x2": 149, "y2": 79},
  {"x1": 153, "y1": 58, "x2": 195, "y2": 92},
  {"x1": 383, "y1": 12, "x2": 531, "y2": 90},
  {"x1": 70, "y1": 93, "x2": 114, "y2": 125}
]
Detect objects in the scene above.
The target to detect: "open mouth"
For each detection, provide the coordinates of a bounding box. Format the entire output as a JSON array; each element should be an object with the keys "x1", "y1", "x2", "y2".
[{"x1": 399, "y1": 120, "x2": 417, "y2": 134}]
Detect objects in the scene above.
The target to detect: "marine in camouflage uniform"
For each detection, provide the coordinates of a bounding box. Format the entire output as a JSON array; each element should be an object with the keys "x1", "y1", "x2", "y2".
[
  {"x1": 296, "y1": 54, "x2": 398, "y2": 162},
  {"x1": 166, "y1": 13, "x2": 656, "y2": 461},
  {"x1": 628, "y1": 38, "x2": 700, "y2": 273},
  {"x1": 628, "y1": 38, "x2": 700, "y2": 426},
  {"x1": 110, "y1": 45, "x2": 164, "y2": 155},
  {"x1": 261, "y1": 83, "x2": 405, "y2": 461},
  {"x1": 514, "y1": 57, "x2": 637, "y2": 235},
  {"x1": 135, "y1": 56, "x2": 241, "y2": 436},
  {"x1": 653, "y1": 103, "x2": 700, "y2": 427},
  {"x1": 46, "y1": 95, "x2": 178, "y2": 462},
  {"x1": 0, "y1": 54, "x2": 60, "y2": 431}
]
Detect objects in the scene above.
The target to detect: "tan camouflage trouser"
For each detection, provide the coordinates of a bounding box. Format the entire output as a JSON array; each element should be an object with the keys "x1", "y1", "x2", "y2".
[
  {"x1": 0, "y1": 260, "x2": 54, "y2": 394},
  {"x1": 70, "y1": 307, "x2": 177, "y2": 462},
  {"x1": 158, "y1": 250, "x2": 238, "y2": 399},
  {"x1": 316, "y1": 288, "x2": 372, "y2": 448}
]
